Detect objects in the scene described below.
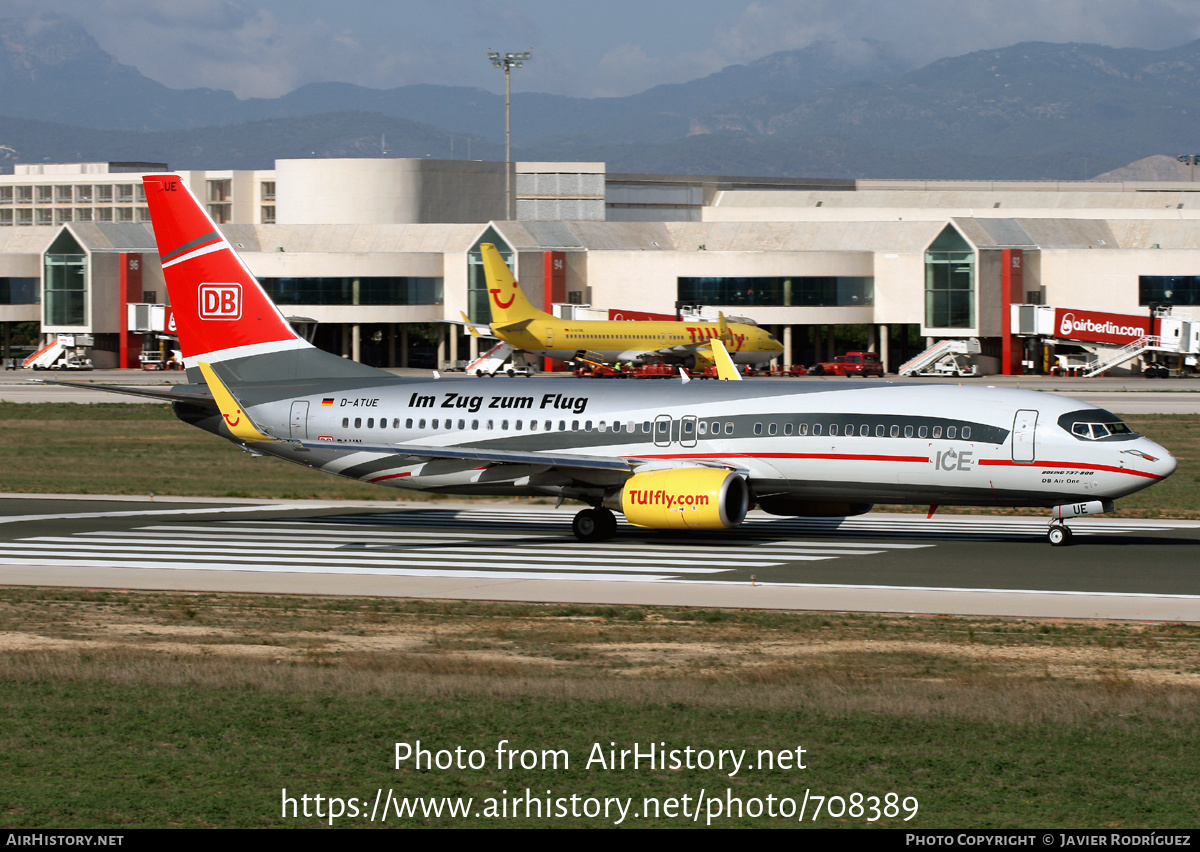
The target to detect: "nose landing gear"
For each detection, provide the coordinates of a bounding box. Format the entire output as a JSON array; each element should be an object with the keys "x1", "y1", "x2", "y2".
[
  {"x1": 1047, "y1": 521, "x2": 1073, "y2": 547},
  {"x1": 1047, "y1": 499, "x2": 1113, "y2": 546}
]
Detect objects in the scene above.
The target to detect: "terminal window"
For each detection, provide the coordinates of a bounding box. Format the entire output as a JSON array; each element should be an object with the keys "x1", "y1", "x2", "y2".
[
  {"x1": 677, "y1": 276, "x2": 873, "y2": 307},
  {"x1": 1140, "y1": 276, "x2": 1200, "y2": 306}
]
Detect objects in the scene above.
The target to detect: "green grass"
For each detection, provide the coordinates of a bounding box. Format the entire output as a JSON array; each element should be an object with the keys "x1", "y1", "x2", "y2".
[
  {"x1": 1, "y1": 591, "x2": 1198, "y2": 828},
  {"x1": 0, "y1": 403, "x2": 431, "y2": 501}
]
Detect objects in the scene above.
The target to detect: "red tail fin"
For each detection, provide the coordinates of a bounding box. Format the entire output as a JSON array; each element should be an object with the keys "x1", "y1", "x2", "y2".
[{"x1": 143, "y1": 175, "x2": 303, "y2": 365}]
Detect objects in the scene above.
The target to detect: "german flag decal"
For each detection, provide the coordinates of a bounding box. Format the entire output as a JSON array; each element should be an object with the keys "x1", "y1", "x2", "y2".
[{"x1": 321, "y1": 398, "x2": 334, "y2": 407}]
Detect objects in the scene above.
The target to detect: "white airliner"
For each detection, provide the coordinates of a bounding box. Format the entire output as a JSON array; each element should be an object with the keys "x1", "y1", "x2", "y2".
[{"x1": 66, "y1": 175, "x2": 1177, "y2": 545}]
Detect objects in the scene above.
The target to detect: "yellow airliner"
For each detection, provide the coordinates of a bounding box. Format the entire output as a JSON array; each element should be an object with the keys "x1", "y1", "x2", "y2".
[{"x1": 478, "y1": 245, "x2": 783, "y2": 372}]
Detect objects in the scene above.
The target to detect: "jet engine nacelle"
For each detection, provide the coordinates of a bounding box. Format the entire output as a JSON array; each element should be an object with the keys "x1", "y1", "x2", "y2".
[
  {"x1": 1051, "y1": 499, "x2": 1114, "y2": 520},
  {"x1": 615, "y1": 468, "x2": 749, "y2": 530}
]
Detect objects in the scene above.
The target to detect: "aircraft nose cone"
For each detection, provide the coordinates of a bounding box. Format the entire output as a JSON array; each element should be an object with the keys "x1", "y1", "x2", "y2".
[
  {"x1": 1159, "y1": 447, "x2": 1178, "y2": 479},
  {"x1": 1146, "y1": 440, "x2": 1177, "y2": 480}
]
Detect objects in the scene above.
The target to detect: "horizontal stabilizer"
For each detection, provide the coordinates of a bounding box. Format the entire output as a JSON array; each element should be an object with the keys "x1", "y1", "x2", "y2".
[{"x1": 31, "y1": 379, "x2": 214, "y2": 405}]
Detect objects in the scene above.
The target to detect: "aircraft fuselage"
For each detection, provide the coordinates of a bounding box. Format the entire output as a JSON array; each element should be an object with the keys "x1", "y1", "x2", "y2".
[{"x1": 186, "y1": 376, "x2": 1174, "y2": 511}]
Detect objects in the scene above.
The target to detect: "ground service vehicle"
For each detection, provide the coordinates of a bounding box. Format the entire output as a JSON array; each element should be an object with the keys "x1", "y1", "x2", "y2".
[{"x1": 810, "y1": 352, "x2": 884, "y2": 377}]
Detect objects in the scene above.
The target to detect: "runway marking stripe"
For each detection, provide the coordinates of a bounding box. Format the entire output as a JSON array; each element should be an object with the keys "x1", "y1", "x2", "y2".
[
  {"x1": 252, "y1": 511, "x2": 1189, "y2": 531},
  {"x1": 0, "y1": 504, "x2": 314, "y2": 525},
  {"x1": 50, "y1": 536, "x2": 874, "y2": 559},
  {"x1": 0, "y1": 557, "x2": 683, "y2": 583},
  {"x1": 117, "y1": 527, "x2": 920, "y2": 551},
  {"x1": 0, "y1": 545, "x2": 757, "y2": 571}
]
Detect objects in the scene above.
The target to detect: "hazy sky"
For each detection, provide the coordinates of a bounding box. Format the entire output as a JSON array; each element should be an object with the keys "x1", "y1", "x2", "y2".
[{"x1": 20, "y1": 0, "x2": 1200, "y2": 100}]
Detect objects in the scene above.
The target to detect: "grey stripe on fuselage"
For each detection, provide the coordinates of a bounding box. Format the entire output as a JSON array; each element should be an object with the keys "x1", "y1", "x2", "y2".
[{"x1": 236, "y1": 378, "x2": 1019, "y2": 479}]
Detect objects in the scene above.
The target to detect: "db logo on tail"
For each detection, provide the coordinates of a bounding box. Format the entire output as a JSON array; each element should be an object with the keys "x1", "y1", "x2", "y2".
[{"x1": 199, "y1": 283, "x2": 242, "y2": 320}]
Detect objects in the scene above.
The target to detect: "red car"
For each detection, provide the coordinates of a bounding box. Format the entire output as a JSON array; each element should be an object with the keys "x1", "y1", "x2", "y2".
[{"x1": 810, "y1": 351, "x2": 884, "y2": 377}]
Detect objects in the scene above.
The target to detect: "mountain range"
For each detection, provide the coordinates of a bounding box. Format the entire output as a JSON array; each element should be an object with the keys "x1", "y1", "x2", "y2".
[{"x1": 1, "y1": 13, "x2": 1198, "y2": 180}]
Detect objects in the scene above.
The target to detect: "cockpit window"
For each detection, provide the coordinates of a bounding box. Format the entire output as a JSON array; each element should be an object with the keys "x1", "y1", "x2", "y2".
[{"x1": 1059, "y1": 409, "x2": 1138, "y2": 442}]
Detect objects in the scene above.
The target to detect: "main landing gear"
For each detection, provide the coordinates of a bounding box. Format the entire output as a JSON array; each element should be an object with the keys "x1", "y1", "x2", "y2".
[
  {"x1": 573, "y1": 507, "x2": 617, "y2": 542},
  {"x1": 1047, "y1": 521, "x2": 1073, "y2": 547}
]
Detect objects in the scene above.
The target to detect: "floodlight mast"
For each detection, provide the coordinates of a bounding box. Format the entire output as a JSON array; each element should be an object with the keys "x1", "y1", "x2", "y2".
[
  {"x1": 488, "y1": 50, "x2": 532, "y2": 219},
  {"x1": 1177, "y1": 153, "x2": 1200, "y2": 182}
]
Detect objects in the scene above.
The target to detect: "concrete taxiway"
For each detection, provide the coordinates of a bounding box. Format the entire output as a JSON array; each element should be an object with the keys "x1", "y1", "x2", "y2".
[{"x1": 0, "y1": 495, "x2": 1196, "y2": 622}]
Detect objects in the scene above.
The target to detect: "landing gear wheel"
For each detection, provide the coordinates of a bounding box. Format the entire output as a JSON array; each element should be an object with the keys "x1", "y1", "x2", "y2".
[
  {"x1": 573, "y1": 508, "x2": 617, "y2": 542},
  {"x1": 1048, "y1": 524, "x2": 1073, "y2": 546}
]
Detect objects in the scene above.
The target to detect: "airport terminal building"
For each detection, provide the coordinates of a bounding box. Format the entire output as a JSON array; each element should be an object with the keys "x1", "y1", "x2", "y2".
[{"x1": 1, "y1": 157, "x2": 1198, "y2": 373}]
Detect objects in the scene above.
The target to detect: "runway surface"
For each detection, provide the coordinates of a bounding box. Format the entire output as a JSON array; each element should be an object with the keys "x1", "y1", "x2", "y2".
[{"x1": 1, "y1": 496, "x2": 1197, "y2": 622}]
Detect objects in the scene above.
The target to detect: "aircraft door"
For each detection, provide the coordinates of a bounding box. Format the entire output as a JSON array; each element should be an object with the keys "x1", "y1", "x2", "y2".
[
  {"x1": 679, "y1": 415, "x2": 698, "y2": 448},
  {"x1": 290, "y1": 401, "x2": 310, "y2": 440},
  {"x1": 1012, "y1": 409, "x2": 1037, "y2": 462},
  {"x1": 653, "y1": 415, "x2": 672, "y2": 448}
]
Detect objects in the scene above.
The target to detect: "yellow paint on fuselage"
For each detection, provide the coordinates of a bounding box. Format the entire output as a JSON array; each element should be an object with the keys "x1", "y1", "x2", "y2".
[{"x1": 479, "y1": 243, "x2": 783, "y2": 366}]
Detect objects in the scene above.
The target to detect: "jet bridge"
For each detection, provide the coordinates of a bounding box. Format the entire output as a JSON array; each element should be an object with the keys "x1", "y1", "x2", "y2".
[{"x1": 1010, "y1": 304, "x2": 1199, "y2": 376}]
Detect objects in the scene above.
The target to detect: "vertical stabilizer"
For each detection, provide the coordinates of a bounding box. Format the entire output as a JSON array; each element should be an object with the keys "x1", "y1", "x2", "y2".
[
  {"x1": 480, "y1": 243, "x2": 549, "y2": 328},
  {"x1": 143, "y1": 175, "x2": 387, "y2": 384}
]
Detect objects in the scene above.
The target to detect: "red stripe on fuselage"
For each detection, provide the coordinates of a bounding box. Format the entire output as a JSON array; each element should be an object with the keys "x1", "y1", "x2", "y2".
[
  {"x1": 629, "y1": 451, "x2": 1162, "y2": 479},
  {"x1": 977, "y1": 458, "x2": 1164, "y2": 480},
  {"x1": 630, "y1": 452, "x2": 930, "y2": 463}
]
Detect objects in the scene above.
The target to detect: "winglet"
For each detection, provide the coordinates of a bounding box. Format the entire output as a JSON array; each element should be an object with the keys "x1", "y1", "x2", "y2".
[
  {"x1": 197, "y1": 362, "x2": 275, "y2": 442},
  {"x1": 460, "y1": 311, "x2": 481, "y2": 338},
  {"x1": 718, "y1": 311, "x2": 731, "y2": 341},
  {"x1": 709, "y1": 338, "x2": 742, "y2": 381}
]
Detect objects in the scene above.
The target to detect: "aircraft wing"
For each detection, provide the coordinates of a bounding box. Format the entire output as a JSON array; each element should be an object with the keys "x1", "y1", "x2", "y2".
[
  {"x1": 296, "y1": 438, "x2": 635, "y2": 472},
  {"x1": 30, "y1": 379, "x2": 215, "y2": 405},
  {"x1": 446, "y1": 312, "x2": 494, "y2": 339}
]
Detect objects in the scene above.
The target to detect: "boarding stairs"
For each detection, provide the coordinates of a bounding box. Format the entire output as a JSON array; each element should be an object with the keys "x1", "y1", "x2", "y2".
[
  {"x1": 22, "y1": 339, "x2": 67, "y2": 369},
  {"x1": 897, "y1": 338, "x2": 981, "y2": 376},
  {"x1": 466, "y1": 341, "x2": 516, "y2": 376},
  {"x1": 1082, "y1": 335, "x2": 1162, "y2": 378}
]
